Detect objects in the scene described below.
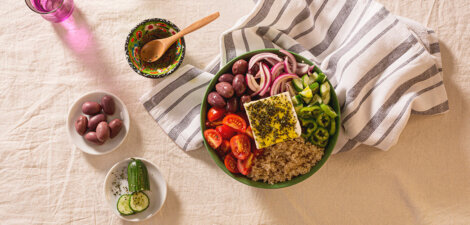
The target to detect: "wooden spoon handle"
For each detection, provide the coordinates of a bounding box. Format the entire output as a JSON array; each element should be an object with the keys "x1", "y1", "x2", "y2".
[{"x1": 172, "y1": 12, "x2": 220, "y2": 40}]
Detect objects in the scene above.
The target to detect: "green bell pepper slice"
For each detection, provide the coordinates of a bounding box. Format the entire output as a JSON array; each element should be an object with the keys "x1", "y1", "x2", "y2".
[
  {"x1": 316, "y1": 113, "x2": 331, "y2": 127},
  {"x1": 329, "y1": 119, "x2": 336, "y2": 135},
  {"x1": 314, "y1": 127, "x2": 329, "y2": 141},
  {"x1": 300, "y1": 117, "x2": 316, "y2": 127},
  {"x1": 320, "y1": 104, "x2": 337, "y2": 118}
]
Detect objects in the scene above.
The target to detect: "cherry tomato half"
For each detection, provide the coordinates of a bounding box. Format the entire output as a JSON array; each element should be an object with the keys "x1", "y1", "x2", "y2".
[
  {"x1": 237, "y1": 153, "x2": 254, "y2": 175},
  {"x1": 230, "y1": 134, "x2": 251, "y2": 160},
  {"x1": 207, "y1": 107, "x2": 226, "y2": 122},
  {"x1": 224, "y1": 154, "x2": 239, "y2": 174},
  {"x1": 204, "y1": 129, "x2": 222, "y2": 149},
  {"x1": 216, "y1": 125, "x2": 237, "y2": 140},
  {"x1": 216, "y1": 140, "x2": 231, "y2": 158},
  {"x1": 223, "y1": 114, "x2": 247, "y2": 132}
]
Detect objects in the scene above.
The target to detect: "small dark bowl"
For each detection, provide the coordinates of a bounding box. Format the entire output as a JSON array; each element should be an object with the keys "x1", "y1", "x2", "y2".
[
  {"x1": 125, "y1": 18, "x2": 186, "y2": 78},
  {"x1": 200, "y1": 49, "x2": 341, "y2": 189}
]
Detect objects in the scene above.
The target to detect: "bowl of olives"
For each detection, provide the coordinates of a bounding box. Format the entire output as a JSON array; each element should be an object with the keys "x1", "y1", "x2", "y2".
[{"x1": 67, "y1": 91, "x2": 130, "y2": 155}]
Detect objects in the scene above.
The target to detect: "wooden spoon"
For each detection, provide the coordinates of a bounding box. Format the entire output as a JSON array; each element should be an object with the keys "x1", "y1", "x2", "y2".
[{"x1": 140, "y1": 12, "x2": 220, "y2": 63}]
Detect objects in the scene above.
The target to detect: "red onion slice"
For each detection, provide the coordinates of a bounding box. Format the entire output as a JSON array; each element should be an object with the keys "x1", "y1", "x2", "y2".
[
  {"x1": 296, "y1": 63, "x2": 309, "y2": 75},
  {"x1": 270, "y1": 73, "x2": 299, "y2": 96},
  {"x1": 258, "y1": 63, "x2": 272, "y2": 96},
  {"x1": 264, "y1": 57, "x2": 279, "y2": 66},
  {"x1": 280, "y1": 49, "x2": 297, "y2": 74},
  {"x1": 248, "y1": 53, "x2": 282, "y2": 72},
  {"x1": 285, "y1": 82, "x2": 296, "y2": 96},
  {"x1": 270, "y1": 62, "x2": 284, "y2": 80},
  {"x1": 284, "y1": 57, "x2": 293, "y2": 74},
  {"x1": 246, "y1": 74, "x2": 260, "y2": 92}
]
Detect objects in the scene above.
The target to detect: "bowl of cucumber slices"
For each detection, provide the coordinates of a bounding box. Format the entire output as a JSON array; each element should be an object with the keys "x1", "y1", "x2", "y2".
[{"x1": 104, "y1": 157, "x2": 167, "y2": 222}]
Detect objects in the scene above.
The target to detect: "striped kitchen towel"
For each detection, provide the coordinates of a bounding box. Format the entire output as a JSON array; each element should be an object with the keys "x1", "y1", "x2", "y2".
[{"x1": 140, "y1": 0, "x2": 448, "y2": 153}]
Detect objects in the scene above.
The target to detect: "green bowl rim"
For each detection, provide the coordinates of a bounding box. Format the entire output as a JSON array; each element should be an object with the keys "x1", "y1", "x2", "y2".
[
  {"x1": 124, "y1": 18, "x2": 186, "y2": 79},
  {"x1": 200, "y1": 48, "x2": 341, "y2": 189}
]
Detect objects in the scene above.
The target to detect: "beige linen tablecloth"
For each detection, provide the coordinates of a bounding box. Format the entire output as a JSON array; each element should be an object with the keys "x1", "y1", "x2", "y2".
[{"x1": 1, "y1": 0, "x2": 469, "y2": 224}]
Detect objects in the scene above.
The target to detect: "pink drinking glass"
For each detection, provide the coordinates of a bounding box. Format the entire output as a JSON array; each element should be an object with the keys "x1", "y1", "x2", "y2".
[{"x1": 25, "y1": 0, "x2": 74, "y2": 23}]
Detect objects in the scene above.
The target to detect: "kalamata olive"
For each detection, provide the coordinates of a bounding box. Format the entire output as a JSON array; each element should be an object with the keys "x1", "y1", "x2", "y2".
[
  {"x1": 207, "y1": 92, "x2": 226, "y2": 108},
  {"x1": 96, "y1": 121, "x2": 110, "y2": 142},
  {"x1": 81, "y1": 101, "x2": 101, "y2": 115},
  {"x1": 74, "y1": 115, "x2": 88, "y2": 136},
  {"x1": 240, "y1": 95, "x2": 251, "y2": 111},
  {"x1": 226, "y1": 97, "x2": 239, "y2": 113},
  {"x1": 108, "y1": 119, "x2": 123, "y2": 138},
  {"x1": 101, "y1": 95, "x2": 115, "y2": 115},
  {"x1": 232, "y1": 59, "x2": 248, "y2": 75},
  {"x1": 88, "y1": 114, "x2": 106, "y2": 131},
  {"x1": 215, "y1": 82, "x2": 234, "y2": 98},
  {"x1": 218, "y1": 74, "x2": 234, "y2": 83},
  {"x1": 232, "y1": 74, "x2": 246, "y2": 96},
  {"x1": 84, "y1": 132, "x2": 104, "y2": 145}
]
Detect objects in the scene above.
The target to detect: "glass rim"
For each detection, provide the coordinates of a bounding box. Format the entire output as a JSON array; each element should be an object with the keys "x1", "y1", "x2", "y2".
[{"x1": 25, "y1": 0, "x2": 64, "y2": 15}]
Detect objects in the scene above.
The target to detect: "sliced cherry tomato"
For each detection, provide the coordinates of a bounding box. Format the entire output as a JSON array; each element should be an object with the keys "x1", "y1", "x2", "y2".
[
  {"x1": 216, "y1": 125, "x2": 237, "y2": 140},
  {"x1": 205, "y1": 120, "x2": 223, "y2": 128},
  {"x1": 207, "y1": 107, "x2": 226, "y2": 122},
  {"x1": 245, "y1": 126, "x2": 254, "y2": 139},
  {"x1": 216, "y1": 140, "x2": 231, "y2": 158},
  {"x1": 235, "y1": 112, "x2": 249, "y2": 123},
  {"x1": 224, "y1": 154, "x2": 239, "y2": 174},
  {"x1": 230, "y1": 134, "x2": 251, "y2": 160},
  {"x1": 204, "y1": 129, "x2": 222, "y2": 149},
  {"x1": 237, "y1": 153, "x2": 254, "y2": 175},
  {"x1": 223, "y1": 114, "x2": 247, "y2": 132}
]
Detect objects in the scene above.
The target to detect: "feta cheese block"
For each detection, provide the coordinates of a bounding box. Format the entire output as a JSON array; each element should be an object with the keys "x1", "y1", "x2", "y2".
[{"x1": 243, "y1": 92, "x2": 302, "y2": 149}]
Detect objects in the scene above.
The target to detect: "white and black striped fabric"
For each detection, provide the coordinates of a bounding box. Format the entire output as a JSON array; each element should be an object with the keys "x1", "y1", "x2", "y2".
[{"x1": 140, "y1": 0, "x2": 448, "y2": 153}]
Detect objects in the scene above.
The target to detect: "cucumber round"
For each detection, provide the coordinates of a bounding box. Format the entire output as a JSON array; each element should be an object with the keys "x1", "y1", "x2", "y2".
[
  {"x1": 129, "y1": 191, "x2": 150, "y2": 213},
  {"x1": 117, "y1": 194, "x2": 134, "y2": 215}
]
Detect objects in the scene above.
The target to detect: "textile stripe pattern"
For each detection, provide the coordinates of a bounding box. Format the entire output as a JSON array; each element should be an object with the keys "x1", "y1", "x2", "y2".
[{"x1": 140, "y1": 0, "x2": 448, "y2": 153}]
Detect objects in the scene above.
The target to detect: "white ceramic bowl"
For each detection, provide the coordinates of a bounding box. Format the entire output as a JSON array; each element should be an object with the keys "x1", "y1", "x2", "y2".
[
  {"x1": 66, "y1": 91, "x2": 130, "y2": 155},
  {"x1": 103, "y1": 158, "x2": 167, "y2": 222}
]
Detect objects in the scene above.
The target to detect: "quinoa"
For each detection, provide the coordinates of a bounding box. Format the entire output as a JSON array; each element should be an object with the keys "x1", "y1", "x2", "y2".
[{"x1": 247, "y1": 138, "x2": 324, "y2": 184}]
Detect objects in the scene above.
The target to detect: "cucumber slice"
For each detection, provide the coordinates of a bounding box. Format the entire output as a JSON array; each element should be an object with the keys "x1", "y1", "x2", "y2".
[
  {"x1": 129, "y1": 191, "x2": 150, "y2": 213},
  {"x1": 309, "y1": 72, "x2": 318, "y2": 82},
  {"x1": 292, "y1": 78, "x2": 304, "y2": 92},
  {"x1": 292, "y1": 95, "x2": 303, "y2": 105},
  {"x1": 320, "y1": 82, "x2": 330, "y2": 97},
  {"x1": 322, "y1": 92, "x2": 330, "y2": 104},
  {"x1": 316, "y1": 73, "x2": 326, "y2": 83},
  {"x1": 309, "y1": 82, "x2": 319, "y2": 93},
  {"x1": 299, "y1": 86, "x2": 313, "y2": 99},
  {"x1": 309, "y1": 94, "x2": 322, "y2": 106},
  {"x1": 303, "y1": 96, "x2": 312, "y2": 104},
  {"x1": 117, "y1": 194, "x2": 134, "y2": 215},
  {"x1": 301, "y1": 74, "x2": 311, "y2": 87}
]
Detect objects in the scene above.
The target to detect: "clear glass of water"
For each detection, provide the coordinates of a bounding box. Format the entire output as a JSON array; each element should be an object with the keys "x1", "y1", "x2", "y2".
[{"x1": 25, "y1": 0, "x2": 74, "y2": 23}]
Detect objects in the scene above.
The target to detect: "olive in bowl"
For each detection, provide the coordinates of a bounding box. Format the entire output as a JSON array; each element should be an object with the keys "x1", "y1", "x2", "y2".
[{"x1": 67, "y1": 91, "x2": 130, "y2": 155}]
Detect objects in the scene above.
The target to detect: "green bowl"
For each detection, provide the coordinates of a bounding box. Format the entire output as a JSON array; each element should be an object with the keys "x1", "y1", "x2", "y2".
[
  {"x1": 200, "y1": 49, "x2": 341, "y2": 189},
  {"x1": 125, "y1": 18, "x2": 186, "y2": 78}
]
